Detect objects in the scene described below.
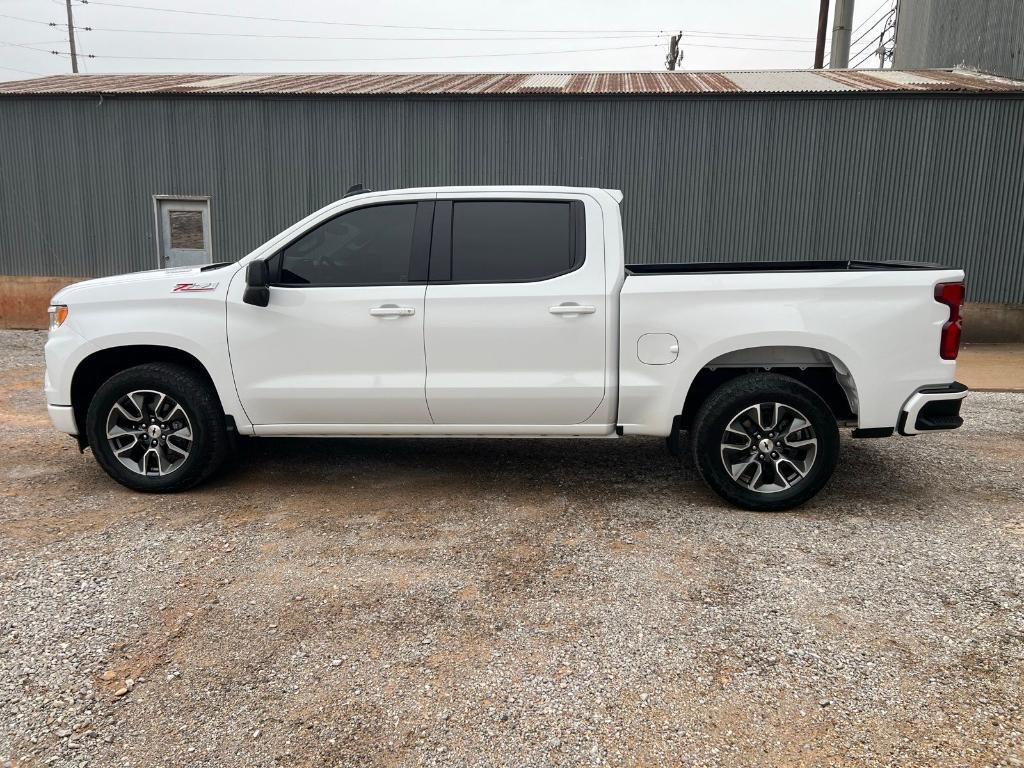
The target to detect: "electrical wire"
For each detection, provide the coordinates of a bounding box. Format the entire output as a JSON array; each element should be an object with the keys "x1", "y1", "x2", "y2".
[
  {"x1": 4, "y1": 4, "x2": 819, "y2": 70},
  {"x1": 847, "y1": 10, "x2": 892, "y2": 51},
  {"x1": 0, "y1": 16, "x2": 667, "y2": 41},
  {"x1": 683, "y1": 30, "x2": 814, "y2": 41},
  {"x1": 849, "y1": 50, "x2": 877, "y2": 68},
  {"x1": 847, "y1": 22, "x2": 894, "y2": 67},
  {"x1": 825, "y1": 0, "x2": 895, "y2": 67},
  {"x1": 850, "y1": 35, "x2": 893, "y2": 69},
  {"x1": 26, "y1": 38, "x2": 816, "y2": 62},
  {"x1": 19, "y1": 41, "x2": 673, "y2": 62},
  {"x1": 98, "y1": 29, "x2": 676, "y2": 42},
  {"x1": 75, "y1": 1, "x2": 675, "y2": 34},
  {"x1": 0, "y1": 39, "x2": 66, "y2": 52},
  {"x1": 0, "y1": 64, "x2": 42, "y2": 75},
  {"x1": 850, "y1": 0, "x2": 894, "y2": 35},
  {"x1": 0, "y1": 12, "x2": 815, "y2": 44},
  {"x1": 680, "y1": 40, "x2": 813, "y2": 53}
]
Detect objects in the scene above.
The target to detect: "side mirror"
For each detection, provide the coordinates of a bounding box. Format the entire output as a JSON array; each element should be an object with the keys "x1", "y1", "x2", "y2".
[{"x1": 243, "y1": 260, "x2": 270, "y2": 307}]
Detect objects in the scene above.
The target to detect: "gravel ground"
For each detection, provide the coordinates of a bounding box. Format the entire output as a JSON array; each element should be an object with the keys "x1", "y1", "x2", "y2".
[{"x1": 1, "y1": 329, "x2": 1022, "y2": 767}]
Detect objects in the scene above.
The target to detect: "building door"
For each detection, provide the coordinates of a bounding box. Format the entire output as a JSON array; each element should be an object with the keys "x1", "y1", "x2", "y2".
[{"x1": 155, "y1": 198, "x2": 212, "y2": 268}]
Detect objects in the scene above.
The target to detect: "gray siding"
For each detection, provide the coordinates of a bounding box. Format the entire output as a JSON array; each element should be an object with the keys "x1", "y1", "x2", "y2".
[
  {"x1": 1, "y1": 94, "x2": 1023, "y2": 303},
  {"x1": 895, "y1": 0, "x2": 1024, "y2": 80}
]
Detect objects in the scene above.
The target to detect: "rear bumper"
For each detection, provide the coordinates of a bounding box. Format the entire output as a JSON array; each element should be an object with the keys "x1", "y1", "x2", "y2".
[{"x1": 897, "y1": 382, "x2": 968, "y2": 436}]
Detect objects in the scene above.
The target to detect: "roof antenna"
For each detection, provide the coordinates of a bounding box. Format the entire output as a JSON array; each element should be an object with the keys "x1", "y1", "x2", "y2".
[{"x1": 344, "y1": 183, "x2": 372, "y2": 197}]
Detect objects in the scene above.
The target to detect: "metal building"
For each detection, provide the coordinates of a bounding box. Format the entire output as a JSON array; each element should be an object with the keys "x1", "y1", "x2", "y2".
[
  {"x1": 1, "y1": 69, "x2": 1023, "y2": 333},
  {"x1": 895, "y1": 0, "x2": 1024, "y2": 80}
]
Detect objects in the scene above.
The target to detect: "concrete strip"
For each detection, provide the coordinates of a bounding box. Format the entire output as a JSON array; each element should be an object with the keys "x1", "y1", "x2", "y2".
[
  {"x1": 0, "y1": 275, "x2": 86, "y2": 329},
  {"x1": 957, "y1": 344, "x2": 1024, "y2": 392},
  {"x1": 962, "y1": 303, "x2": 1024, "y2": 343}
]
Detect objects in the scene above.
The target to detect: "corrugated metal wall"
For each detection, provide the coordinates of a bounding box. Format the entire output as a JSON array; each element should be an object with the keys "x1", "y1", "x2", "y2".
[
  {"x1": 1, "y1": 94, "x2": 1022, "y2": 303},
  {"x1": 895, "y1": 0, "x2": 1024, "y2": 81}
]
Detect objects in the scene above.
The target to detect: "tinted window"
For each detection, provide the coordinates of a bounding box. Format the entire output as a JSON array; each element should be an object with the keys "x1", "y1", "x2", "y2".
[
  {"x1": 279, "y1": 204, "x2": 416, "y2": 285},
  {"x1": 451, "y1": 201, "x2": 573, "y2": 282}
]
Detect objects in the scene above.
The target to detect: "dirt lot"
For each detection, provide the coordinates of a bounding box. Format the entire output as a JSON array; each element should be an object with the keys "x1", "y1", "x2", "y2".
[{"x1": 1, "y1": 329, "x2": 1022, "y2": 767}]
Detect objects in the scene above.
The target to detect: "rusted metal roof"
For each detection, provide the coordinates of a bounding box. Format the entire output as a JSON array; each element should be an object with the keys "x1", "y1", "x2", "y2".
[{"x1": 1, "y1": 68, "x2": 1021, "y2": 96}]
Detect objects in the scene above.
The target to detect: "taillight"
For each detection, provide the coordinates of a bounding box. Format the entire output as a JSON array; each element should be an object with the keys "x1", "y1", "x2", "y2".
[{"x1": 934, "y1": 282, "x2": 964, "y2": 360}]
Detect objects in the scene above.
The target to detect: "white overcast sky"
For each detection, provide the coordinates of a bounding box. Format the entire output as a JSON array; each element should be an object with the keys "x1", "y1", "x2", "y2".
[{"x1": 0, "y1": 0, "x2": 895, "y2": 80}]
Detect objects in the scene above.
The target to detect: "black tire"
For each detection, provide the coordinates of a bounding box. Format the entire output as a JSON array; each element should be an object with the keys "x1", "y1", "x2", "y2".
[
  {"x1": 85, "y1": 363, "x2": 228, "y2": 493},
  {"x1": 691, "y1": 373, "x2": 839, "y2": 512}
]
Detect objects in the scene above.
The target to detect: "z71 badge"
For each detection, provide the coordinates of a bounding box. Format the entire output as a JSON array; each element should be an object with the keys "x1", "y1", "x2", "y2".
[{"x1": 172, "y1": 282, "x2": 218, "y2": 292}]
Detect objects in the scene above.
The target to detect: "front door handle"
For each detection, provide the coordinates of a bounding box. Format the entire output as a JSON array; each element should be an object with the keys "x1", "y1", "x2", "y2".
[
  {"x1": 369, "y1": 305, "x2": 416, "y2": 317},
  {"x1": 549, "y1": 303, "x2": 596, "y2": 315}
]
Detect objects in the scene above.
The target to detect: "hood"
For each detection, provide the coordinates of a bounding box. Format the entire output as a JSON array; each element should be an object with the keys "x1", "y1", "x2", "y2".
[{"x1": 52, "y1": 262, "x2": 237, "y2": 303}]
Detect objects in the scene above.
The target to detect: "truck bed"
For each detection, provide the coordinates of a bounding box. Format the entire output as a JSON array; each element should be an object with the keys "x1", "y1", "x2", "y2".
[{"x1": 625, "y1": 259, "x2": 948, "y2": 276}]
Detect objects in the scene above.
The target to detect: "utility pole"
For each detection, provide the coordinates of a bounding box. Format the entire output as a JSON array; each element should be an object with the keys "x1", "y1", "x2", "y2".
[
  {"x1": 65, "y1": 0, "x2": 79, "y2": 74},
  {"x1": 665, "y1": 32, "x2": 682, "y2": 71},
  {"x1": 813, "y1": 0, "x2": 830, "y2": 68},
  {"x1": 877, "y1": 8, "x2": 897, "y2": 69},
  {"x1": 829, "y1": 0, "x2": 855, "y2": 68}
]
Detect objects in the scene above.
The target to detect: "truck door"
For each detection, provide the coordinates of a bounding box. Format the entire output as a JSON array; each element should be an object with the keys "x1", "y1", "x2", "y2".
[
  {"x1": 227, "y1": 199, "x2": 434, "y2": 426},
  {"x1": 423, "y1": 195, "x2": 606, "y2": 426}
]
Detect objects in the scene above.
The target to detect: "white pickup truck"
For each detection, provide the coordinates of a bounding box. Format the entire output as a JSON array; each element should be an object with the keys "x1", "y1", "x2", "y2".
[{"x1": 44, "y1": 186, "x2": 968, "y2": 511}]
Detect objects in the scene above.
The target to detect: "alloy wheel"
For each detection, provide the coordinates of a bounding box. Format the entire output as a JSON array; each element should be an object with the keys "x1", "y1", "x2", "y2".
[
  {"x1": 719, "y1": 402, "x2": 818, "y2": 494},
  {"x1": 104, "y1": 390, "x2": 193, "y2": 476}
]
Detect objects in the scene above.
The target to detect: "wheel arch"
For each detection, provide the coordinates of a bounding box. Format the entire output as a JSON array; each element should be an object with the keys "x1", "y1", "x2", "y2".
[
  {"x1": 70, "y1": 345, "x2": 224, "y2": 448},
  {"x1": 675, "y1": 345, "x2": 860, "y2": 432}
]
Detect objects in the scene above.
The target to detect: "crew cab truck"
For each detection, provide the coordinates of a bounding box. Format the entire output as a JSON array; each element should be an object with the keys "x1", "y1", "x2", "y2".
[{"x1": 44, "y1": 186, "x2": 968, "y2": 511}]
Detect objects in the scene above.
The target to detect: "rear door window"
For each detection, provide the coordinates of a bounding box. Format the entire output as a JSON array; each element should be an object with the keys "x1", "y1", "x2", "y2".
[{"x1": 449, "y1": 201, "x2": 576, "y2": 282}]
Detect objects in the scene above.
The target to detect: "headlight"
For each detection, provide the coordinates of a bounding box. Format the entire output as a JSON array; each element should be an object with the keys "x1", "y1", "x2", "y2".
[{"x1": 48, "y1": 304, "x2": 68, "y2": 332}]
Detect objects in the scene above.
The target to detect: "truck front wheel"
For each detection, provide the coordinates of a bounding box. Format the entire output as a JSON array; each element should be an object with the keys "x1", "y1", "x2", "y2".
[
  {"x1": 85, "y1": 363, "x2": 228, "y2": 493},
  {"x1": 691, "y1": 373, "x2": 839, "y2": 511}
]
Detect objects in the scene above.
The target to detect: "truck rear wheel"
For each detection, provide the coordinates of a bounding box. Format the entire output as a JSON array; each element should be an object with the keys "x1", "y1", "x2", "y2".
[
  {"x1": 691, "y1": 373, "x2": 839, "y2": 511},
  {"x1": 85, "y1": 363, "x2": 227, "y2": 493}
]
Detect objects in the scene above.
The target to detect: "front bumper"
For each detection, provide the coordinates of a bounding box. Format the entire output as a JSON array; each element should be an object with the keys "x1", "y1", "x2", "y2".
[
  {"x1": 898, "y1": 381, "x2": 968, "y2": 436},
  {"x1": 47, "y1": 403, "x2": 79, "y2": 435}
]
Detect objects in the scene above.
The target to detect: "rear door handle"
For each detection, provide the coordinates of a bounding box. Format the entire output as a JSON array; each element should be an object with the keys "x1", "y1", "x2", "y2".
[
  {"x1": 549, "y1": 303, "x2": 596, "y2": 315},
  {"x1": 369, "y1": 305, "x2": 416, "y2": 317}
]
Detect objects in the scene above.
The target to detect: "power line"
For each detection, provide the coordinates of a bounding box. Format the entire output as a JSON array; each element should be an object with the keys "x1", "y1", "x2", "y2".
[
  {"x1": 680, "y1": 40, "x2": 813, "y2": 52},
  {"x1": 0, "y1": 64, "x2": 43, "y2": 76},
  {"x1": 850, "y1": 34, "x2": 893, "y2": 68},
  {"x1": 685, "y1": 30, "x2": 814, "y2": 41},
  {"x1": 849, "y1": 49, "x2": 876, "y2": 68},
  {"x1": 0, "y1": 15, "x2": 665, "y2": 41},
  {"x1": 90, "y1": 28, "x2": 813, "y2": 45},
  {"x1": 76, "y1": 1, "x2": 674, "y2": 34},
  {"x1": 826, "y1": 0, "x2": 894, "y2": 66},
  {"x1": 0, "y1": 40, "x2": 67, "y2": 52},
  {"x1": 3, "y1": 26, "x2": 815, "y2": 64},
  {"x1": 847, "y1": 7, "x2": 894, "y2": 52},
  {"x1": 848, "y1": 18, "x2": 895, "y2": 67},
  {"x1": 28, "y1": 38, "x2": 815, "y2": 61},
  {"x1": 4, "y1": 35, "x2": 817, "y2": 65},
  {"x1": 14, "y1": 41, "x2": 671, "y2": 62},
  {"x1": 4, "y1": 3, "x2": 818, "y2": 69},
  {"x1": 848, "y1": 40, "x2": 879, "y2": 65},
  {"x1": 0, "y1": 12, "x2": 815, "y2": 43},
  {"x1": 850, "y1": 0, "x2": 893, "y2": 35}
]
